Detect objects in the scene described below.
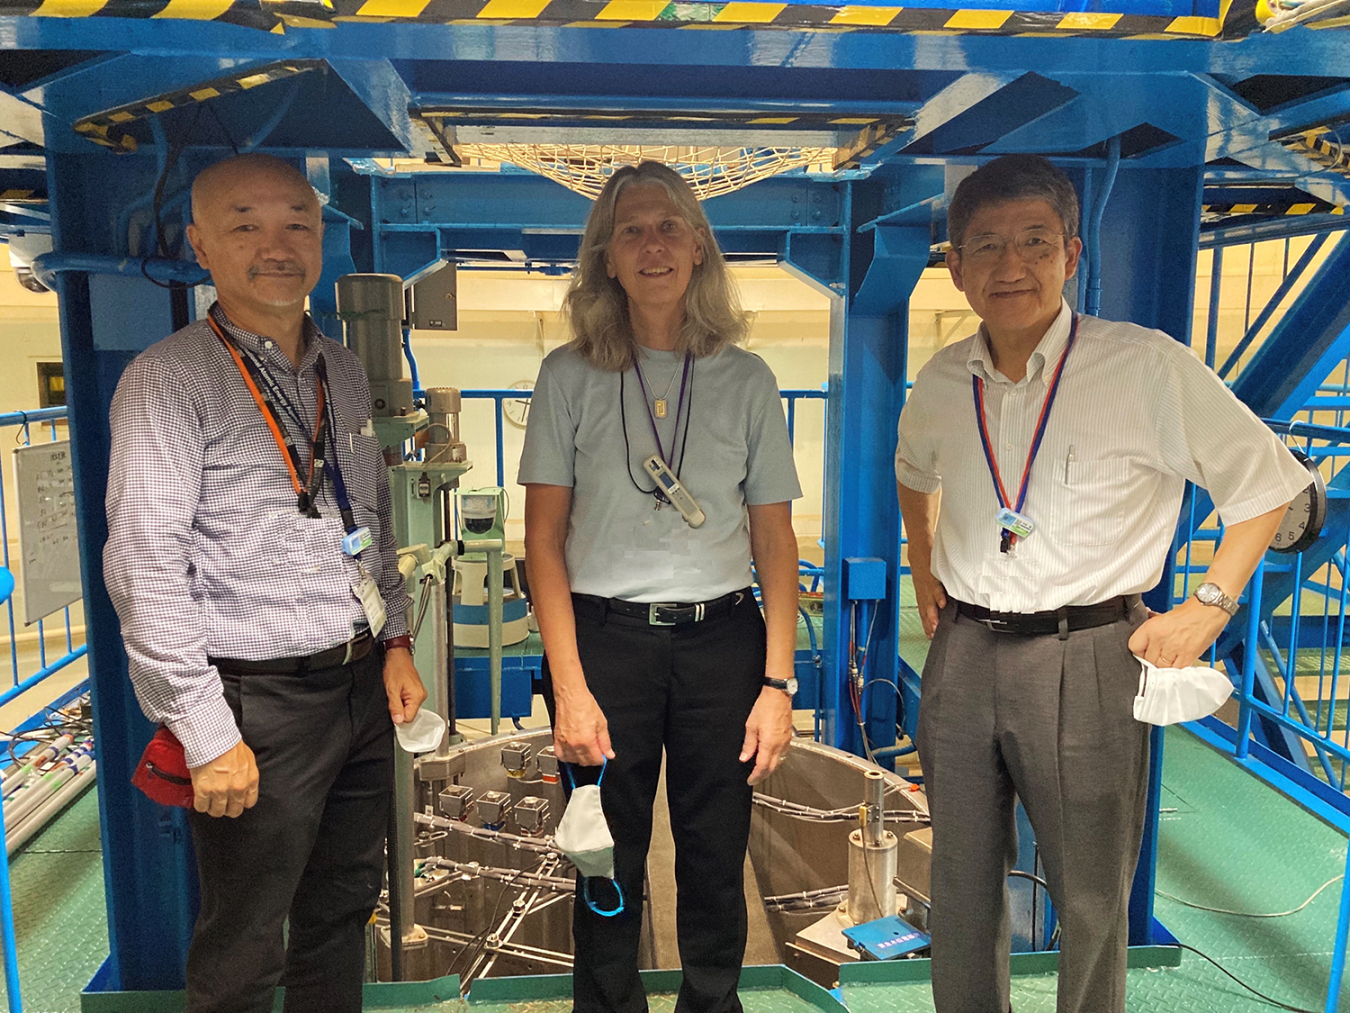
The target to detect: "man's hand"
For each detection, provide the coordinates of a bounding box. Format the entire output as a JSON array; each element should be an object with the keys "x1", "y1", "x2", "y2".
[
  {"x1": 740, "y1": 687, "x2": 793, "y2": 785},
  {"x1": 553, "y1": 684, "x2": 615, "y2": 767},
  {"x1": 911, "y1": 565, "x2": 948, "y2": 639},
  {"x1": 1128, "y1": 598, "x2": 1231, "y2": 669},
  {"x1": 383, "y1": 646, "x2": 427, "y2": 725},
  {"x1": 190, "y1": 740, "x2": 259, "y2": 818}
]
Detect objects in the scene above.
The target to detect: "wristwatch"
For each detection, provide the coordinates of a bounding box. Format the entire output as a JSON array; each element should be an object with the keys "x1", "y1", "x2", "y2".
[
  {"x1": 1193, "y1": 582, "x2": 1239, "y2": 617},
  {"x1": 763, "y1": 676, "x2": 799, "y2": 697}
]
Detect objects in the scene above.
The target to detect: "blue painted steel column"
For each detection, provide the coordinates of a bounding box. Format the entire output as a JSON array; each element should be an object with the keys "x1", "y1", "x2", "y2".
[
  {"x1": 48, "y1": 151, "x2": 198, "y2": 992},
  {"x1": 1098, "y1": 165, "x2": 1205, "y2": 947},
  {"x1": 820, "y1": 179, "x2": 931, "y2": 756}
]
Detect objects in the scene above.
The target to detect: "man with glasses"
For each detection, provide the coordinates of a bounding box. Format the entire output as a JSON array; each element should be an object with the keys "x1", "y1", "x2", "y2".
[{"x1": 894, "y1": 154, "x2": 1309, "y2": 1013}]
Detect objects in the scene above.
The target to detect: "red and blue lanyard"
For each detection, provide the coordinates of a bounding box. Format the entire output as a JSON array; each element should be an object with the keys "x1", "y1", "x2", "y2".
[
  {"x1": 971, "y1": 313, "x2": 1079, "y2": 553},
  {"x1": 209, "y1": 313, "x2": 360, "y2": 537}
]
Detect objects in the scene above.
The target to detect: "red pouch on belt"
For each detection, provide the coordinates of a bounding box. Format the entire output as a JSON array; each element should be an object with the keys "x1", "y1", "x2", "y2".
[{"x1": 132, "y1": 726, "x2": 195, "y2": 808}]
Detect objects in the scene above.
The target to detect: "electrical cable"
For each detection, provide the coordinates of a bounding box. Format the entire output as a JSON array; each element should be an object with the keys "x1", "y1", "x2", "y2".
[
  {"x1": 1007, "y1": 869, "x2": 1050, "y2": 891},
  {"x1": 1169, "y1": 943, "x2": 1319, "y2": 1013},
  {"x1": 1156, "y1": 874, "x2": 1342, "y2": 918},
  {"x1": 446, "y1": 856, "x2": 544, "y2": 986},
  {"x1": 141, "y1": 106, "x2": 207, "y2": 291}
]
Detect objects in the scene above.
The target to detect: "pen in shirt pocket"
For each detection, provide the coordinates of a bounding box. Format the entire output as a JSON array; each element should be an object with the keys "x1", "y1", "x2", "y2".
[{"x1": 1064, "y1": 445, "x2": 1075, "y2": 483}]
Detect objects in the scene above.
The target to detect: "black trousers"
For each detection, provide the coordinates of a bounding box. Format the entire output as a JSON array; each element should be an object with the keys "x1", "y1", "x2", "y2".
[
  {"x1": 186, "y1": 648, "x2": 393, "y2": 1013},
  {"x1": 542, "y1": 591, "x2": 766, "y2": 1013}
]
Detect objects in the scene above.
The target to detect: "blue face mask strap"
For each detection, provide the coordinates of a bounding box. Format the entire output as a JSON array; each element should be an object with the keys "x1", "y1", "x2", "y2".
[
  {"x1": 560, "y1": 757, "x2": 607, "y2": 792},
  {"x1": 583, "y1": 877, "x2": 625, "y2": 918}
]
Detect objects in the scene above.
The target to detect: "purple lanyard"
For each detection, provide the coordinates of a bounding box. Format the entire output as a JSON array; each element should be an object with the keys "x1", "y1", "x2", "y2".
[{"x1": 633, "y1": 352, "x2": 692, "y2": 467}]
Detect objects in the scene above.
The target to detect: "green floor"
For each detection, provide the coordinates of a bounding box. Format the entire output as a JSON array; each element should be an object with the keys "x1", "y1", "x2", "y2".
[{"x1": 5, "y1": 729, "x2": 1350, "y2": 1012}]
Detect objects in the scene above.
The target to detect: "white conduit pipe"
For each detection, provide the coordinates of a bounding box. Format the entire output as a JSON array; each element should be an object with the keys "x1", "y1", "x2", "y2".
[
  {"x1": 0, "y1": 734, "x2": 74, "y2": 799},
  {"x1": 6, "y1": 761, "x2": 97, "y2": 857},
  {"x1": 5, "y1": 747, "x2": 93, "y2": 828}
]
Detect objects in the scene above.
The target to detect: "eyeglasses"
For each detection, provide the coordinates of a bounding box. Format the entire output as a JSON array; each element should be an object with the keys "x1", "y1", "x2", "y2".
[{"x1": 956, "y1": 228, "x2": 1065, "y2": 264}]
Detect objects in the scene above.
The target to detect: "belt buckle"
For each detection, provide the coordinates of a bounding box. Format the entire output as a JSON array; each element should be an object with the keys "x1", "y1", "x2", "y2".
[
  {"x1": 649, "y1": 603, "x2": 678, "y2": 626},
  {"x1": 341, "y1": 638, "x2": 355, "y2": 665},
  {"x1": 981, "y1": 615, "x2": 1013, "y2": 634}
]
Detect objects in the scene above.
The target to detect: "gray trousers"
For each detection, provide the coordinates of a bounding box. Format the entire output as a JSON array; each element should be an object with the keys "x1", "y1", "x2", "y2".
[{"x1": 916, "y1": 598, "x2": 1151, "y2": 1013}]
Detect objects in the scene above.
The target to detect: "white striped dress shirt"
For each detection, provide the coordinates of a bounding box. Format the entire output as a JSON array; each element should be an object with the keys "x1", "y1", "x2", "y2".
[
  {"x1": 104, "y1": 309, "x2": 411, "y2": 767},
  {"x1": 896, "y1": 300, "x2": 1311, "y2": 614}
]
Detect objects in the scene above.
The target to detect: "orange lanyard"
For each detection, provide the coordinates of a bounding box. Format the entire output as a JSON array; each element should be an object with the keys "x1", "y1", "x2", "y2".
[{"x1": 208, "y1": 314, "x2": 328, "y2": 516}]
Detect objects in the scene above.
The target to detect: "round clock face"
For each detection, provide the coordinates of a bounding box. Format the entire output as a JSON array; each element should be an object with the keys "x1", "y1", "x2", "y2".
[
  {"x1": 1270, "y1": 450, "x2": 1326, "y2": 555},
  {"x1": 503, "y1": 379, "x2": 535, "y2": 429}
]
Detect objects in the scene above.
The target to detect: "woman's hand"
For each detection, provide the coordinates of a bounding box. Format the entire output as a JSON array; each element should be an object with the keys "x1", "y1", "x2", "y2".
[
  {"x1": 553, "y1": 685, "x2": 616, "y2": 767},
  {"x1": 740, "y1": 687, "x2": 793, "y2": 785}
]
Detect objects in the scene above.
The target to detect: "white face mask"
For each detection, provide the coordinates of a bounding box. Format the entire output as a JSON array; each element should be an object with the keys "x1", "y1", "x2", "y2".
[
  {"x1": 393, "y1": 708, "x2": 446, "y2": 754},
  {"x1": 1133, "y1": 659, "x2": 1233, "y2": 726},
  {"x1": 554, "y1": 762, "x2": 624, "y2": 917}
]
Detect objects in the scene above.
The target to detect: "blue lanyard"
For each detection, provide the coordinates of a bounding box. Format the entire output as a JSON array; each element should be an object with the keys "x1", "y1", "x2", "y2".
[
  {"x1": 971, "y1": 314, "x2": 1079, "y2": 528},
  {"x1": 314, "y1": 357, "x2": 360, "y2": 538}
]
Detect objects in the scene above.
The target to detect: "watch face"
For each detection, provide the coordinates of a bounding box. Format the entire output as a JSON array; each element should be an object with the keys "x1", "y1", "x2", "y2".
[
  {"x1": 786, "y1": 678, "x2": 799, "y2": 696},
  {"x1": 1196, "y1": 584, "x2": 1220, "y2": 605}
]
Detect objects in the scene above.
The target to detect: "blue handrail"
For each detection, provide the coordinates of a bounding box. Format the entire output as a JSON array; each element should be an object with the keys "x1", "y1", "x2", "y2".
[{"x1": 456, "y1": 387, "x2": 828, "y2": 488}]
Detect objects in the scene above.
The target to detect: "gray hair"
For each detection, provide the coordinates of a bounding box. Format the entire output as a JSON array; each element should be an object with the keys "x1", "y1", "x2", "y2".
[
  {"x1": 947, "y1": 155, "x2": 1081, "y2": 248},
  {"x1": 563, "y1": 162, "x2": 747, "y2": 373}
]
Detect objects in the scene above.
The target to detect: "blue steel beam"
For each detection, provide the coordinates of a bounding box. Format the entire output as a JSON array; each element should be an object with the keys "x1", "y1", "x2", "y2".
[
  {"x1": 48, "y1": 149, "x2": 199, "y2": 992},
  {"x1": 1230, "y1": 233, "x2": 1350, "y2": 420}
]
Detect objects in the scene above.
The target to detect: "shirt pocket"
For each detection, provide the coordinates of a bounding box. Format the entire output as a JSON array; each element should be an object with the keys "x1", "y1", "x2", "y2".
[
  {"x1": 337, "y1": 432, "x2": 385, "y2": 511},
  {"x1": 1058, "y1": 458, "x2": 1132, "y2": 547}
]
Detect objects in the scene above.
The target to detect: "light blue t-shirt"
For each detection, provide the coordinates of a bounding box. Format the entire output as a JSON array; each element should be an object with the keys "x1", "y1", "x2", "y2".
[{"x1": 517, "y1": 343, "x2": 803, "y2": 602}]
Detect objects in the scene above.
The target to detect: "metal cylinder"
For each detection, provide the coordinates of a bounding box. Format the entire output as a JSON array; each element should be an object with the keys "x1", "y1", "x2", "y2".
[
  {"x1": 847, "y1": 826, "x2": 898, "y2": 925},
  {"x1": 336, "y1": 274, "x2": 413, "y2": 416},
  {"x1": 424, "y1": 387, "x2": 465, "y2": 464},
  {"x1": 847, "y1": 769, "x2": 898, "y2": 924}
]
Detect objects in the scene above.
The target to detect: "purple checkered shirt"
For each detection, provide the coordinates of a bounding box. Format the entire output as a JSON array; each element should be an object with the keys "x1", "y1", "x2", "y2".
[{"x1": 104, "y1": 306, "x2": 411, "y2": 767}]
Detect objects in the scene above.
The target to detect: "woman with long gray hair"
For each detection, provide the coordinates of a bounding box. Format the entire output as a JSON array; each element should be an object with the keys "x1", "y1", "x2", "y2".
[{"x1": 519, "y1": 161, "x2": 803, "y2": 1013}]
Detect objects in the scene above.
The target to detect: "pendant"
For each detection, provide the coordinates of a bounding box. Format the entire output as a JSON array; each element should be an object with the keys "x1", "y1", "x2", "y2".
[{"x1": 654, "y1": 399, "x2": 668, "y2": 419}]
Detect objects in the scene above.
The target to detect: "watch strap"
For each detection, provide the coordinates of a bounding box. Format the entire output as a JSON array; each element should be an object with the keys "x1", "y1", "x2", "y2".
[
  {"x1": 383, "y1": 634, "x2": 414, "y2": 652},
  {"x1": 763, "y1": 677, "x2": 790, "y2": 690}
]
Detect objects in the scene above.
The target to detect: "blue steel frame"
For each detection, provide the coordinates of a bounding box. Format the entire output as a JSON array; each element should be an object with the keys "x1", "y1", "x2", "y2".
[{"x1": 1, "y1": 12, "x2": 1347, "y2": 997}]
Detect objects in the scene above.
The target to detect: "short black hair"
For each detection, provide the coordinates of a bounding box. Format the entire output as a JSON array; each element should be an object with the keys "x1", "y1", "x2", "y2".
[{"x1": 947, "y1": 155, "x2": 1080, "y2": 248}]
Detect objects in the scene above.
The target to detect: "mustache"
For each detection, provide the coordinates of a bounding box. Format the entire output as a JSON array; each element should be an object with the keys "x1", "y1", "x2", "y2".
[{"x1": 247, "y1": 262, "x2": 306, "y2": 280}]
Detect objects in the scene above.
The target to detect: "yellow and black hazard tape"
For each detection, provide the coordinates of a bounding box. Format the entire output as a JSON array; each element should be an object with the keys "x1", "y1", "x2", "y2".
[
  {"x1": 71, "y1": 59, "x2": 323, "y2": 153},
  {"x1": 1, "y1": 0, "x2": 1257, "y2": 39},
  {"x1": 1279, "y1": 126, "x2": 1350, "y2": 179},
  {"x1": 1203, "y1": 201, "x2": 1345, "y2": 218}
]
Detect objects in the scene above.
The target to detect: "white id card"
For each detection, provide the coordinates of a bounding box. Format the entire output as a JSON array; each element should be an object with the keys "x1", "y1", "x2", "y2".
[{"x1": 354, "y1": 563, "x2": 387, "y2": 637}]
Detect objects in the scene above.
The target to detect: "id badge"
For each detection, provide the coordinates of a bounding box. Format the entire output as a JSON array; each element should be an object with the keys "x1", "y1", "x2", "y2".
[
  {"x1": 995, "y1": 507, "x2": 1035, "y2": 539},
  {"x1": 354, "y1": 562, "x2": 387, "y2": 638}
]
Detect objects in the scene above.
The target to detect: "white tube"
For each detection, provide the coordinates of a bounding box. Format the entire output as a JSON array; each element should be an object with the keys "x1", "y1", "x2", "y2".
[
  {"x1": 6, "y1": 762, "x2": 97, "y2": 856},
  {"x1": 1, "y1": 734, "x2": 73, "y2": 798}
]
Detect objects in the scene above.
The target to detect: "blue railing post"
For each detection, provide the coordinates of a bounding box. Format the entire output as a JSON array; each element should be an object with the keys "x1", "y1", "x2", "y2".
[
  {"x1": 1235, "y1": 560, "x2": 1265, "y2": 759},
  {"x1": 1326, "y1": 842, "x2": 1350, "y2": 1013},
  {"x1": 0, "y1": 794, "x2": 23, "y2": 1013}
]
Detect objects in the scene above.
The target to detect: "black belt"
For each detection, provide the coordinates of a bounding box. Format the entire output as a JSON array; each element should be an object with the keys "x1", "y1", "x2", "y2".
[
  {"x1": 210, "y1": 630, "x2": 375, "y2": 675},
  {"x1": 573, "y1": 589, "x2": 748, "y2": 626},
  {"x1": 954, "y1": 595, "x2": 1139, "y2": 638}
]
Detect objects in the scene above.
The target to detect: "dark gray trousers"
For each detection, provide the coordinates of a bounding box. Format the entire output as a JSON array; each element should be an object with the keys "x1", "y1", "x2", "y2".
[
  {"x1": 186, "y1": 649, "x2": 393, "y2": 1013},
  {"x1": 916, "y1": 599, "x2": 1151, "y2": 1013}
]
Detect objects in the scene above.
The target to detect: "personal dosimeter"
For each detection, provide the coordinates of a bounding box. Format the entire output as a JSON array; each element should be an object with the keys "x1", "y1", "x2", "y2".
[{"x1": 642, "y1": 455, "x2": 706, "y2": 528}]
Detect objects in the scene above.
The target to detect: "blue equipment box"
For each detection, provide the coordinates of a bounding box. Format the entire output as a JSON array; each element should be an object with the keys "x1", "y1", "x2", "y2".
[
  {"x1": 841, "y1": 915, "x2": 931, "y2": 960},
  {"x1": 844, "y1": 557, "x2": 887, "y2": 601}
]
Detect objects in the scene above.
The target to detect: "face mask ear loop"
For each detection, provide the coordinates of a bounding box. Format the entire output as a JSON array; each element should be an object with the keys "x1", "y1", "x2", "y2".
[
  {"x1": 584, "y1": 877, "x2": 625, "y2": 918},
  {"x1": 596, "y1": 756, "x2": 608, "y2": 788}
]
